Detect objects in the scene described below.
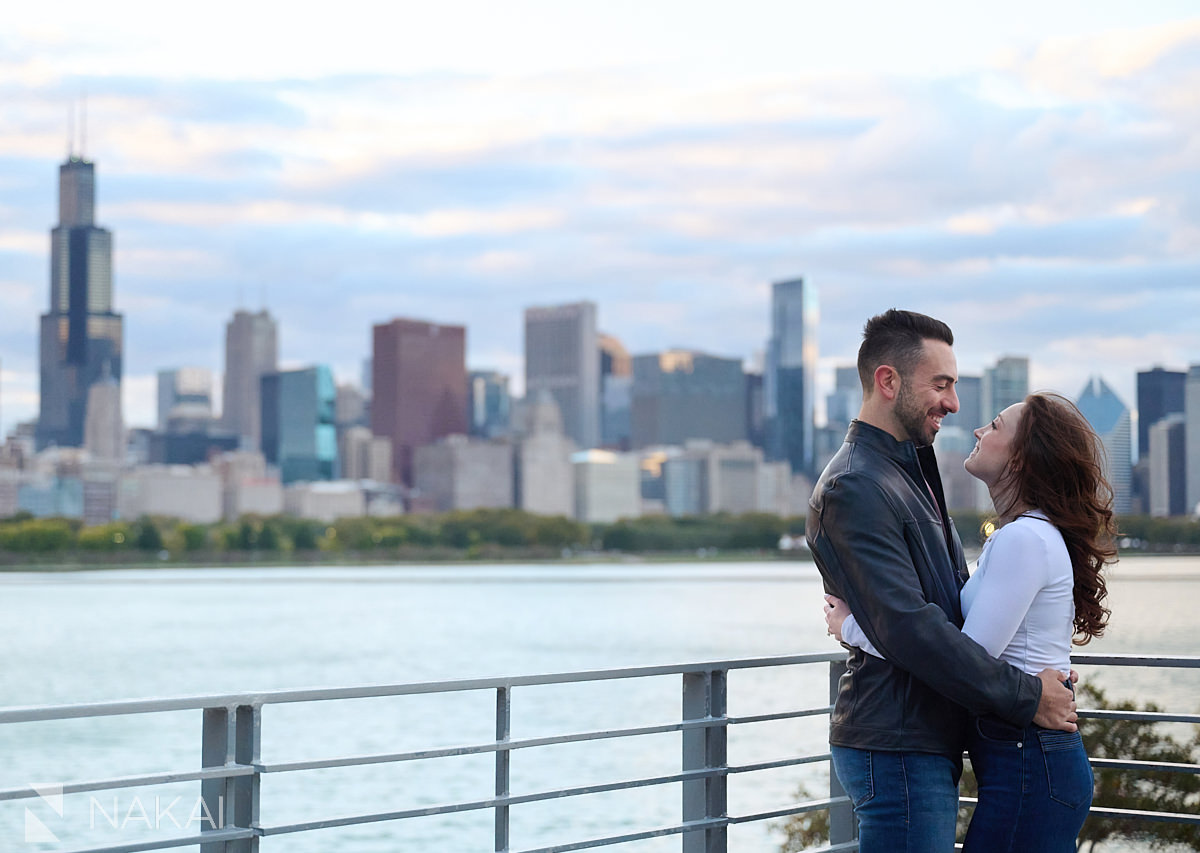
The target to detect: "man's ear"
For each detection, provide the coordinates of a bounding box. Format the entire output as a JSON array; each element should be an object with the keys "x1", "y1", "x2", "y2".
[{"x1": 874, "y1": 365, "x2": 901, "y2": 401}]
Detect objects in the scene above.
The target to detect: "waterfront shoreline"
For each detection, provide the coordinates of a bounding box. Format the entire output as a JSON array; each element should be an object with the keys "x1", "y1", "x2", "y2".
[
  {"x1": 0, "y1": 548, "x2": 816, "y2": 572},
  {"x1": 4, "y1": 545, "x2": 1200, "y2": 573}
]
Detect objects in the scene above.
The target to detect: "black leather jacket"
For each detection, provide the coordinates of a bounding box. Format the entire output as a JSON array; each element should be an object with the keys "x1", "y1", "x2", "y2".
[{"x1": 806, "y1": 420, "x2": 1042, "y2": 756}]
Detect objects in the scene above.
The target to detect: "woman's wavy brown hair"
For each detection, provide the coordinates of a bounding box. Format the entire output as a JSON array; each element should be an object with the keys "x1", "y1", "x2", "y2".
[{"x1": 996, "y1": 392, "x2": 1116, "y2": 644}]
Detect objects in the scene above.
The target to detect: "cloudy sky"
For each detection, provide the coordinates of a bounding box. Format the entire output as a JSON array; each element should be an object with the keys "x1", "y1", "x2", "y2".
[{"x1": 2, "y1": 1, "x2": 1199, "y2": 436}]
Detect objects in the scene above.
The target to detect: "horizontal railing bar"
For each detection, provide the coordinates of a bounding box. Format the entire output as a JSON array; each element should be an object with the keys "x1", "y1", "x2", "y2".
[
  {"x1": 0, "y1": 653, "x2": 842, "y2": 724},
  {"x1": 0, "y1": 764, "x2": 254, "y2": 802},
  {"x1": 261, "y1": 717, "x2": 726, "y2": 774},
  {"x1": 512, "y1": 797, "x2": 858, "y2": 853},
  {"x1": 1088, "y1": 805, "x2": 1200, "y2": 825},
  {"x1": 962, "y1": 795, "x2": 1200, "y2": 827},
  {"x1": 1079, "y1": 709, "x2": 1200, "y2": 724},
  {"x1": 728, "y1": 753, "x2": 832, "y2": 774},
  {"x1": 262, "y1": 708, "x2": 838, "y2": 776},
  {"x1": 4, "y1": 652, "x2": 1192, "y2": 725},
  {"x1": 513, "y1": 817, "x2": 725, "y2": 853},
  {"x1": 46, "y1": 827, "x2": 256, "y2": 853},
  {"x1": 260, "y1": 794, "x2": 504, "y2": 835},
  {"x1": 262, "y1": 766, "x2": 729, "y2": 836},
  {"x1": 1089, "y1": 757, "x2": 1200, "y2": 774},
  {"x1": 727, "y1": 706, "x2": 832, "y2": 725},
  {"x1": 1072, "y1": 654, "x2": 1200, "y2": 668},
  {"x1": 0, "y1": 697, "x2": 267, "y2": 725},
  {"x1": 729, "y1": 795, "x2": 849, "y2": 824}
]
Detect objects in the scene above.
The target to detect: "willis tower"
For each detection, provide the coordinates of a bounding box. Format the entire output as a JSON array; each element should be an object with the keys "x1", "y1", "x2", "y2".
[{"x1": 36, "y1": 152, "x2": 123, "y2": 449}]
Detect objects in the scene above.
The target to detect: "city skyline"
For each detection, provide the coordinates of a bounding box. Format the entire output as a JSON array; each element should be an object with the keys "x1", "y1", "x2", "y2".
[{"x1": 3, "y1": 2, "x2": 1200, "y2": 435}]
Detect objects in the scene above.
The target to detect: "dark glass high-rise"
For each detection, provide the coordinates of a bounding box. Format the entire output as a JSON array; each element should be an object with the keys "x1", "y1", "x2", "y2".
[{"x1": 37, "y1": 156, "x2": 123, "y2": 449}]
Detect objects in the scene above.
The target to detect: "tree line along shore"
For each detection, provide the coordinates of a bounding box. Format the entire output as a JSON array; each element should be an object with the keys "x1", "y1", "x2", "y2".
[{"x1": 0, "y1": 509, "x2": 1195, "y2": 567}]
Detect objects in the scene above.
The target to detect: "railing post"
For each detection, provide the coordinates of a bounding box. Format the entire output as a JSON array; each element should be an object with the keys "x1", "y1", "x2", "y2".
[
  {"x1": 495, "y1": 686, "x2": 511, "y2": 853},
  {"x1": 201, "y1": 703, "x2": 260, "y2": 852},
  {"x1": 827, "y1": 658, "x2": 856, "y2": 846},
  {"x1": 682, "y1": 669, "x2": 727, "y2": 853}
]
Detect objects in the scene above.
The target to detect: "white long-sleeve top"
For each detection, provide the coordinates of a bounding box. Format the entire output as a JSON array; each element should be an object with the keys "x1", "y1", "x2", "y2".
[{"x1": 839, "y1": 511, "x2": 1074, "y2": 676}]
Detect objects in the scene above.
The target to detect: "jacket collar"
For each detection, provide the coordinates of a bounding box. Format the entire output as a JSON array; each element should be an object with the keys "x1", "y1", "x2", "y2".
[{"x1": 846, "y1": 419, "x2": 922, "y2": 469}]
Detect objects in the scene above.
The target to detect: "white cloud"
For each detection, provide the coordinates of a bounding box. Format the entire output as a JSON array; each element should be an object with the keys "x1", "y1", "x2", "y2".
[
  {"x1": 121, "y1": 373, "x2": 156, "y2": 430},
  {"x1": 106, "y1": 198, "x2": 565, "y2": 238},
  {"x1": 115, "y1": 247, "x2": 225, "y2": 279},
  {"x1": 0, "y1": 231, "x2": 44, "y2": 254},
  {"x1": 1012, "y1": 18, "x2": 1200, "y2": 96},
  {"x1": 0, "y1": 367, "x2": 39, "y2": 431}
]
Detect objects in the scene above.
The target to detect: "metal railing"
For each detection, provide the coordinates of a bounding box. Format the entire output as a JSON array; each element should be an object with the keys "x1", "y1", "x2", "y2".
[{"x1": 0, "y1": 652, "x2": 1195, "y2": 852}]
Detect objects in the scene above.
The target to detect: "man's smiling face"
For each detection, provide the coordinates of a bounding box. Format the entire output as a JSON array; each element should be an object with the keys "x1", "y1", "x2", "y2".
[{"x1": 893, "y1": 339, "x2": 959, "y2": 447}]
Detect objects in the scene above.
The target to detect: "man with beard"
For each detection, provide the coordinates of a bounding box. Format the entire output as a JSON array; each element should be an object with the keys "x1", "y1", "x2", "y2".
[{"x1": 806, "y1": 309, "x2": 1078, "y2": 852}]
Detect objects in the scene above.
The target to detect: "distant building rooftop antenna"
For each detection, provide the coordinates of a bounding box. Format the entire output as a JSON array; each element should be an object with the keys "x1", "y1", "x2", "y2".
[{"x1": 66, "y1": 92, "x2": 88, "y2": 160}]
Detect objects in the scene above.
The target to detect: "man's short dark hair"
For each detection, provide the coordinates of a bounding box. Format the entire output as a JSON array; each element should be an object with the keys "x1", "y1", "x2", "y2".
[{"x1": 857, "y1": 309, "x2": 954, "y2": 391}]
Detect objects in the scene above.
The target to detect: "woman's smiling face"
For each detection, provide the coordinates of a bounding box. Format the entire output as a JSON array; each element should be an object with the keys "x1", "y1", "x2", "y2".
[{"x1": 964, "y1": 401, "x2": 1024, "y2": 487}]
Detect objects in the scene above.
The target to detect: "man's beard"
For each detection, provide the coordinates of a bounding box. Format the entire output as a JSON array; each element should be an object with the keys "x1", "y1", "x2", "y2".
[{"x1": 896, "y1": 379, "x2": 937, "y2": 447}]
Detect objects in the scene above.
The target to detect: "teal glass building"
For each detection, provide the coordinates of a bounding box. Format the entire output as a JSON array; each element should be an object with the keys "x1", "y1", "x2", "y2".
[{"x1": 261, "y1": 366, "x2": 339, "y2": 484}]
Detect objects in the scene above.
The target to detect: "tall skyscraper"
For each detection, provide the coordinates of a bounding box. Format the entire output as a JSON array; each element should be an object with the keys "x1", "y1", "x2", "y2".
[
  {"x1": 260, "y1": 365, "x2": 338, "y2": 484},
  {"x1": 599, "y1": 334, "x2": 632, "y2": 450},
  {"x1": 815, "y1": 365, "x2": 864, "y2": 477},
  {"x1": 982, "y1": 356, "x2": 1029, "y2": 420},
  {"x1": 339, "y1": 426, "x2": 392, "y2": 483},
  {"x1": 825, "y1": 365, "x2": 863, "y2": 433},
  {"x1": 630, "y1": 350, "x2": 747, "y2": 449},
  {"x1": 468, "y1": 370, "x2": 512, "y2": 439},
  {"x1": 334, "y1": 383, "x2": 368, "y2": 431},
  {"x1": 765, "y1": 278, "x2": 818, "y2": 476},
  {"x1": 1186, "y1": 365, "x2": 1200, "y2": 516},
  {"x1": 744, "y1": 369, "x2": 765, "y2": 450},
  {"x1": 524, "y1": 301, "x2": 600, "y2": 450},
  {"x1": 1076, "y1": 376, "x2": 1133, "y2": 515},
  {"x1": 222, "y1": 309, "x2": 278, "y2": 451},
  {"x1": 83, "y1": 368, "x2": 123, "y2": 461},
  {"x1": 942, "y1": 374, "x2": 982, "y2": 434},
  {"x1": 372, "y1": 318, "x2": 468, "y2": 486},
  {"x1": 158, "y1": 367, "x2": 215, "y2": 432},
  {"x1": 515, "y1": 391, "x2": 575, "y2": 516},
  {"x1": 599, "y1": 333, "x2": 632, "y2": 378},
  {"x1": 1148, "y1": 414, "x2": 1187, "y2": 517},
  {"x1": 1137, "y1": 366, "x2": 1186, "y2": 460},
  {"x1": 37, "y1": 155, "x2": 123, "y2": 450}
]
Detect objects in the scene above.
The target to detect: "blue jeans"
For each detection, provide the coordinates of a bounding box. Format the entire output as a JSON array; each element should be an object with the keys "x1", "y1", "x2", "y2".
[
  {"x1": 963, "y1": 716, "x2": 1093, "y2": 852},
  {"x1": 831, "y1": 745, "x2": 962, "y2": 853}
]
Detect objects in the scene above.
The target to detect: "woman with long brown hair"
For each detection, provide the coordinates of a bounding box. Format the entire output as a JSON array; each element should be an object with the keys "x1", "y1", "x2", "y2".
[{"x1": 827, "y1": 391, "x2": 1117, "y2": 851}]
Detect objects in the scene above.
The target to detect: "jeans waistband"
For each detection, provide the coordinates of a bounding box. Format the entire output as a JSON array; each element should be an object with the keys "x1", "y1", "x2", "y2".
[
  {"x1": 974, "y1": 714, "x2": 1025, "y2": 741},
  {"x1": 975, "y1": 676, "x2": 1074, "y2": 741}
]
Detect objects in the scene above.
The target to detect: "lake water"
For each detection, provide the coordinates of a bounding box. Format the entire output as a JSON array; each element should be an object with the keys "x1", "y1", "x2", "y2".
[{"x1": 0, "y1": 555, "x2": 1195, "y2": 851}]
